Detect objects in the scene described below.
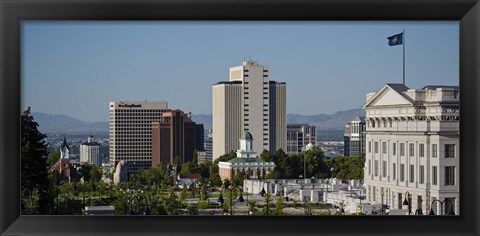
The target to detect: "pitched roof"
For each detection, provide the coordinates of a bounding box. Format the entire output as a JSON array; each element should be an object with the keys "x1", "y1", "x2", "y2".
[
  {"x1": 179, "y1": 173, "x2": 201, "y2": 179},
  {"x1": 224, "y1": 157, "x2": 269, "y2": 164}
]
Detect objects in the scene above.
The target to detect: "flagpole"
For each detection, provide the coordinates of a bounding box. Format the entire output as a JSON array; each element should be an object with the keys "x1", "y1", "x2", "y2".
[{"x1": 403, "y1": 29, "x2": 405, "y2": 85}]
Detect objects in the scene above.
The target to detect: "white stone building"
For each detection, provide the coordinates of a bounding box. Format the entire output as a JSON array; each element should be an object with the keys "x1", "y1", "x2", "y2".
[
  {"x1": 363, "y1": 84, "x2": 460, "y2": 215},
  {"x1": 109, "y1": 101, "x2": 168, "y2": 174},
  {"x1": 212, "y1": 61, "x2": 286, "y2": 161},
  {"x1": 80, "y1": 135, "x2": 101, "y2": 166}
]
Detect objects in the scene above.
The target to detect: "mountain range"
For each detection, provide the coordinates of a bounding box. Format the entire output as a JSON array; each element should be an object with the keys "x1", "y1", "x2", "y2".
[{"x1": 33, "y1": 108, "x2": 365, "y2": 134}]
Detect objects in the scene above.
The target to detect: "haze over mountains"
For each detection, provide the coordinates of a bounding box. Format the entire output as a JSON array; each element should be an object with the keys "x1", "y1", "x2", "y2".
[{"x1": 33, "y1": 108, "x2": 365, "y2": 134}]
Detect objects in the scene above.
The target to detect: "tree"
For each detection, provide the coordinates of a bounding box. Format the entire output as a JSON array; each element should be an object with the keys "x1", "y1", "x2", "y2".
[
  {"x1": 248, "y1": 201, "x2": 258, "y2": 215},
  {"x1": 304, "y1": 146, "x2": 329, "y2": 178},
  {"x1": 187, "y1": 203, "x2": 198, "y2": 215},
  {"x1": 90, "y1": 165, "x2": 103, "y2": 183},
  {"x1": 180, "y1": 185, "x2": 188, "y2": 201},
  {"x1": 47, "y1": 151, "x2": 60, "y2": 168},
  {"x1": 198, "y1": 161, "x2": 211, "y2": 179},
  {"x1": 164, "y1": 189, "x2": 182, "y2": 215},
  {"x1": 191, "y1": 150, "x2": 199, "y2": 169},
  {"x1": 217, "y1": 151, "x2": 236, "y2": 162},
  {"x1": 78, "y1": 163, "x2": 93, "y2": 182},
  {"x1": 273, "y1": 195, "x2": 287, "y2": 215},
  {"x1": 21, "y1": 188, "x2": 41, "y2": 215},
  {"x1": 232, "y1": 171, "x2": 247, "y2": 187},
  {"x1": 259, "y1": 149, "x2": 273, "y2": 162},
  {"x1": 261, "y1": 192, "x2": 273, "y2": 215},
  {"x1": 21, "y1": 108, "x2": 52, "y2": 215}
]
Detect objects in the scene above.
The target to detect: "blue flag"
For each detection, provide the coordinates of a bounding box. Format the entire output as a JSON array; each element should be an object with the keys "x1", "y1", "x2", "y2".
[{"x1": 388, "y1": 33, "x2": 403, "y2": 46}]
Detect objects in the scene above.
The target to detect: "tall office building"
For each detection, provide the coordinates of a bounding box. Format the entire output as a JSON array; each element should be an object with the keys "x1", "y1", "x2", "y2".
[
  {"x1": 151, "y1": 109, "x2": 204, "y2": 166},
  {"x1": 109, "y1": 101, "x2": 168, "y2": 174},
  {"x1": 363, "y1": 84, "x2": 460, "y2": 215},
  {"x1": 286, "y1": 124, "x2": 317, "y2": 154},
  {"x1": 80, "y1": 135, "x2": 101, "y2": 166},
  {"x1": 204, "y1": 129, "x2": 213, "y2": 161},
  {"x1": 212, "y1": 61, "x2": 286, "y2": 161},
  {"x1": 343, "y1": 116, "x2": 366, "y2": 157}
]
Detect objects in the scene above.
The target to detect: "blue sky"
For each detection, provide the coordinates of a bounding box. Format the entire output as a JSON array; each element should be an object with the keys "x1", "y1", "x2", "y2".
[{"x1": 22, "y1": 21, "x2": 459, "y2": 122}]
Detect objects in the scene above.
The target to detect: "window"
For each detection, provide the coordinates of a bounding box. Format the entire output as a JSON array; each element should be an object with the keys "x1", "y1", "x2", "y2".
[
  {"x1": 410, "y1": 165, "x2": 415, "y2": 183},
  {"x1": 400, "y1": 143, "x2": 405, "y2": 156},
  {"x1": 368, "y1": 160, "x2": 371, "y2": 175},
  {"x1": 382, "y1": 161, "x2": 387, "y2": 177},
  {"x1": 393, "y1": 163, "x2": 396, "y2": 180},
  {"x1": 419, "y1": 144, "x2": 425, "y2": 157},
  {"x1": 374, "y1": 142, "x2": 379, "y2": 153},
  {"x1": 382, "y1": 142, "x2": 387, "y2": 154},
  {"x1": 400, "y1": 164, "x2": 405, "y2": 182},
  {"x1": 409, "y1": 143, "x2": 415, "y2": 156},
  {"x1": 393, "y1": 143, "x2": 397, "y2": 155},
  {"x1": 368, "y1": 142, "x2": 372, "y2": 153},
  {"x1": 445, "y1": 166, "x2": 455, "y2": 185},
  {"x1": 374, "y1": 160, "x2": 378, "y2": 176},
  {"x1": 445, "y1": 144, "x2": 455, "y2": 158},
  {"x1": 432, "y1": 166, "x2": 438, "y2": 185},
  {"x1": 432, "y1": 144, "x2": 437, "y2": 158},
  {"x1": 372, "y1": 186, "x2": 376, "y2": 201},
  {"x1": 420, "y1": 165, "x2": 425, "y2": 184}
]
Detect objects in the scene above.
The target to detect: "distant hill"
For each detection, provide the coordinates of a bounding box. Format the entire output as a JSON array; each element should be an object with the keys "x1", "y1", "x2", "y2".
[
  {"x1": 191, "y1": 108, "x2": 365, "y2": 131},
  {"x1": 287, "y1": 108, "x2": 365, "y2": 130},
  {"x1": 32, "y1": 112, "x2": 108, "y2": 134},
  {"x1": 33, "y1": 108, "x2": 365, "y2": 135}
]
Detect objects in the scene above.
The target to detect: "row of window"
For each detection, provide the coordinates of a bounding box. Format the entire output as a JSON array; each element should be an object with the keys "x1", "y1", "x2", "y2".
[
  {"x1": 368, "y1": 116, "x2": 459, "y2": 128},
  {"x1": 369, "y1": 160, "x2": 455, "y2": 185},
  {"x1": 369, "y1": 142, "x2": 455, "y2": 158}
]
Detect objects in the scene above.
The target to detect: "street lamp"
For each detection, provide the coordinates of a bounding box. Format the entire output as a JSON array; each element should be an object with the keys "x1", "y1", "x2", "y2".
[
  {"x1": 379, "y1": 190, "x2": 384, "y2": 215},
  {"x1": 217, "y1": 186, "x2": 244, "y2": 215},
  {"x1": 428, "y1": 199, "x2": 455, "y2": 216},
  {"x1": 127, "y1": 192, "x2": 151, "y2": 215},
  {"x1": 259, "y1": 180, "x2": 271, "y2": 215},
  {"x1": 402, "y1": 191, "x2": 412, "y2": 215}
]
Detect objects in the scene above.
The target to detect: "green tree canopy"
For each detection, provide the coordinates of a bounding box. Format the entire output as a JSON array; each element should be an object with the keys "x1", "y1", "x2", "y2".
[
  {"x1": 259, "y1": 149, "x2": 273, "y2": 162},
  {"x1": 21, "y1": 107, "x2": 52, "y2": 214},
  {"x1": 232, "y1": 171, "x2": 247, "y2": 187}
]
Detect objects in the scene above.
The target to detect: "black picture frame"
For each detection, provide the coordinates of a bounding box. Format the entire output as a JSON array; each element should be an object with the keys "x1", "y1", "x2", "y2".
[{"x1": 1, "y1": 0, "x2": 479, "y2": 235}]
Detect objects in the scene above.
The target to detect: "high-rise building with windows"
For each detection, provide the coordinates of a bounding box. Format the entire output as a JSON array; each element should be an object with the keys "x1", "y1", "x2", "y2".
[
  {"x1": 151, "y1": 109, "x2": 204, "y2": 166},
  {"x1": 204, "y1": 129, "x2": 213, "y2": 161},
  {"x1": 80, "y1": 135, "x2": 101, "y2": 166},
  {"x1": 109, "y1": 101, "x2": 168, "y2": 174},
  {"x1": 286, "y1": 124, "x2": 317, "y2": 154},
  {"x1": 363, "y1": 84, "x2": 460, "y2": 215},
  {"x1": 344, "y1": 116, "x2": 366, "y2": 157},
  {"x1": 212, "y1": 61, "x2": 286, "y2": 161}
]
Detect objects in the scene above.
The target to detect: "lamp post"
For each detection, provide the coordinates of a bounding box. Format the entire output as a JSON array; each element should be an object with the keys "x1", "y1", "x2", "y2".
[
  {"x1": 402, "y1": 191, "x2": 412, "y2": 215},
  {"x1": 217, "y1": 185, "x2": 244, "y2": 216},
  {"x1": 428, "y1": 199, "x2": 455, "y2": 216},
  {"x1": 127, "y1": 192, "x2": 151, "y2": 215},
  {"x1": 91, "y1": 182, "x2": 96, "y2": 206},
  {"x1": 380, "y1": 190, "x2": 384, "y2": 215},
  {"x1": 259, "y1": 180, "x2": 271, "y2": 215}
]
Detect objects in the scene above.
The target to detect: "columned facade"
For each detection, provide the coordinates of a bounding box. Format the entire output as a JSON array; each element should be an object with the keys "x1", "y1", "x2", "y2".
[{"x1": 363, "y1": 84, "x2": 460, "y2": 215}]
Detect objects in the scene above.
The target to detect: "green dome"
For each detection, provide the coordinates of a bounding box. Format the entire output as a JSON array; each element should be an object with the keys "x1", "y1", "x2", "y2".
[{"x1": 241, "y1": 130, "x2": 253, "y2": 140}]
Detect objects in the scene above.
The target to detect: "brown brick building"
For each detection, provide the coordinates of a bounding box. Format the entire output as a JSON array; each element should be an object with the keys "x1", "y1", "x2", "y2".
[{"x1": 151, "y1": 109, "x2": 204, "y2": 166}]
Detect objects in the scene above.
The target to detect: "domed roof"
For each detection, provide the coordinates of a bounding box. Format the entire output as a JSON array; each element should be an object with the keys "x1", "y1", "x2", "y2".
[{"x1": 241, "y1": 130, "x2": 253, "y2": 140}]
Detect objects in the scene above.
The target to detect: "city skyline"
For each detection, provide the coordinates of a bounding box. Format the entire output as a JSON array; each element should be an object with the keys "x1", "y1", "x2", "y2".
[{"x1": 22, "y1": 21, "x2": 459, "y2": 122}]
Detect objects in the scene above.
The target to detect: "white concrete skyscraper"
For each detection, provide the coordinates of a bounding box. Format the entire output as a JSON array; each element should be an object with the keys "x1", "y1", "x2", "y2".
[{"x1": 212, "y1": 61, "x2": 286, "y2": 161}]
